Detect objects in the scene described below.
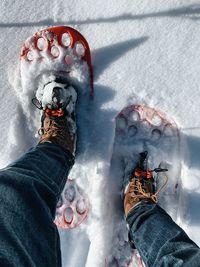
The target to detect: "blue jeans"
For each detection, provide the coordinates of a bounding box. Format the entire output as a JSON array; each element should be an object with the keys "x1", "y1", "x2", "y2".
[
  {"x1": 0, "y1": 143, "x2": 74, "y2": 267},
  {"x1": 127, "y1": 203, "x2": 200, "y2": 267},
  {"x1": 0, "y1": 143, "x2": 200, "y2": 267}
]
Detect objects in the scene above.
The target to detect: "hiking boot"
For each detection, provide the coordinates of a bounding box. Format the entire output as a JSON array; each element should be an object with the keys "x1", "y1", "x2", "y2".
[
  {"x1": 124, "y1": 151, "x2": 168, "y2": 217},
  {"x1": 124, "y1": 175, "x2": 158, "y2": 217},
  {"x1": 34, "y1": 77, "x2": 77, "y2": 155}
]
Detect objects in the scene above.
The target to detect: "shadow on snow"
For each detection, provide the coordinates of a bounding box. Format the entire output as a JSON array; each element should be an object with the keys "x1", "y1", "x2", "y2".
[{"x1": 0, "y1": 4, "x2": 200, "y2": 28}]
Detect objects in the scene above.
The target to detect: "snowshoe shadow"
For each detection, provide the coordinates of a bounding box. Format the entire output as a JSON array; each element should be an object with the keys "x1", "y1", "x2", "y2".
[
  {"x1": 76, "y1": 36, "x2": 150, "y2": 160},
  {"x1": 76, "y1": 83, "x2": 117, "y2": 161},
  {"x1": 183, "y1": 133, "x2": 200, "y2": 171},
  {"x1": 93, "y1": 37, "x2": 148, "y2": 80},
  {"x1": 185, "y1": 191, "x2": 200, "y2": 226},
  {"x1": 176, "y1": 132, "x2": 200, "y2": 233}
]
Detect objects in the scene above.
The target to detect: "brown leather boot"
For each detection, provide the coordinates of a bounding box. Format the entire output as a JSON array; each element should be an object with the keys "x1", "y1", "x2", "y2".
[
  {"x1": 39, "y1": 109, "x2": 76, "y2": 155},
  {"x1": 124, "y1": 151, "x2": 169, "y2": 217},
  {"x1": 124, "y1": 176, "x2": 158, "y2": 217},
  {"x1": 33, "y1": 77, "x2": 77, "y2": 155}
]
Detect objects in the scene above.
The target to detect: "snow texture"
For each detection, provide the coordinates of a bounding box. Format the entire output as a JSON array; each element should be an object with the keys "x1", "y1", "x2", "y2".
[{"x1": 0, "y1": 0, "x2": 200, "y2": 266}]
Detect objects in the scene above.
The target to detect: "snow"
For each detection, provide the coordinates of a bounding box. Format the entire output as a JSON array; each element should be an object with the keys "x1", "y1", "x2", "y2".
[{"x1": 0, "y1": 0, "x2": 200, "y2": 266}]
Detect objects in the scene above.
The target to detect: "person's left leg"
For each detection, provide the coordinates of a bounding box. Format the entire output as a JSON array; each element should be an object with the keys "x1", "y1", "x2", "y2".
[
  {"x1": 0, "y1": 77, "x2": 78, "y2": 267},
  {"x1": 0, "y1": 142, "x2": 74, "y2": 267}
]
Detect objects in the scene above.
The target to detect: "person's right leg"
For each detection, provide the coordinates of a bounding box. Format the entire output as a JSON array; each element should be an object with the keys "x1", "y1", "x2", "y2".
[
  {"x1": 127, "y1": 203, "x2": 200, "y2": 267},
  {"x1": 123, "y1": 149, "x2": 200, "y2": 267}
]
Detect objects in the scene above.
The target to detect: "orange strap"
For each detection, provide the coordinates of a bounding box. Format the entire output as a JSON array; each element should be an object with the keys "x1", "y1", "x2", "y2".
[
  {"x1": 45, "y1": 108, "x2": 64, "y2": 117},
  {"x1": 134, "y1": 168, "x2": 153, "y2": 179}
]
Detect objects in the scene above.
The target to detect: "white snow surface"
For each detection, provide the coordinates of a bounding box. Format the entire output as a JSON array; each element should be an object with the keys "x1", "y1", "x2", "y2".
[{"x1": 0, "y1": 0, "x2": 200, "y2": 266}]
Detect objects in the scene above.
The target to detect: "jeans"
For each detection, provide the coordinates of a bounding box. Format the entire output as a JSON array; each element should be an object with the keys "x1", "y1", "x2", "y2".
[
  {"x1": 0, "y1": 143, "x2": 74, "y2": 267},
  {"x1": 127, "y1": 203, "x2": 200, "y2": 267},
  {"x1": 0, "y1": 143, "x2": 200, "y2": 267}
]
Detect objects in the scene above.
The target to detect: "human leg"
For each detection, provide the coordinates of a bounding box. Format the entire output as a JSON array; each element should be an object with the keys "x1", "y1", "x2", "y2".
[
  {"x1": 0, "y1": 78, "x2": 77, "y2": 267},
  {"x1": 0, "y1": 143, "x2": 74, "y2": 267},
  {"x1": 124, "y1": 151, "x2": 200, "y2": 267},
  {"x1": 126, "y1": 203, "x2": 200, "y2": 267}
]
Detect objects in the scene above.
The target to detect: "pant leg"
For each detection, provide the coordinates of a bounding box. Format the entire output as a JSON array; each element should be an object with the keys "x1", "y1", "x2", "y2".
[
  {"x1": 0, "y1": 142, "x2": 74, "y2": 267},
  {"x1": 126, "y1": 203, "x2": 200, "y2": 267}
]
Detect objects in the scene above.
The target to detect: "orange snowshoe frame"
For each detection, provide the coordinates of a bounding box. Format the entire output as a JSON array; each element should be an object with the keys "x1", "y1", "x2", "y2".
[{"x1": 20, "y1": 26, "x2": 94, "y2": 96}]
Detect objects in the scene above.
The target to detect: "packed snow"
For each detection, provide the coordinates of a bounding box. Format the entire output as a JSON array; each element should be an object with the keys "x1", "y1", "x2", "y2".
[{"x1": 0, "y1": 1, "x2": 200, "y2": 266}]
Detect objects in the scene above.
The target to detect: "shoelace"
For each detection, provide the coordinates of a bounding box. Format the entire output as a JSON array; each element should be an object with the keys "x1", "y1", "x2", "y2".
[
  {"x1": 38, "y1": 119, "x2": 66, "y2": 140},
  {"x1": 128, "y1": 174, "x2": 168, "y2": 204}
]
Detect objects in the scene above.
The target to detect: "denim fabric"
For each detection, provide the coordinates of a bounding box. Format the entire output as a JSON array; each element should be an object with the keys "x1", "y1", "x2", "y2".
[
  {"x1": 127, "y1": 203, "x2": 200, "y2": 267},
  {"x1": 1, "y1": 143, "x2": 200, "y2": 267},
  {"x1": 0, "y1": 143, "x2": 74, "y2": 267}
]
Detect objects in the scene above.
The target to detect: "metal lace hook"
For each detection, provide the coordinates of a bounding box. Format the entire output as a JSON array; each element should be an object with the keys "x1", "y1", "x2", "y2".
[{"x1": 32, "y1": 97, "x2": 43, "y2": 110}]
